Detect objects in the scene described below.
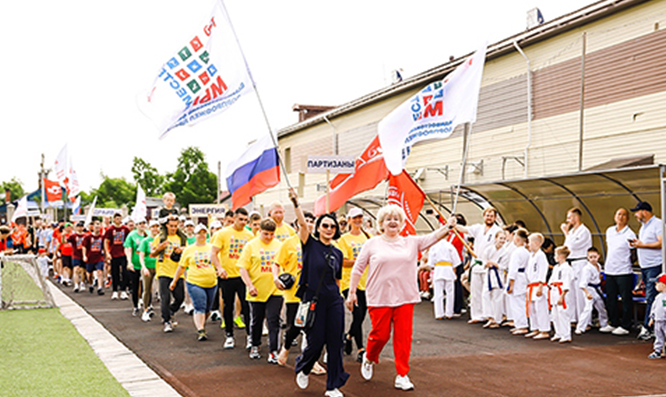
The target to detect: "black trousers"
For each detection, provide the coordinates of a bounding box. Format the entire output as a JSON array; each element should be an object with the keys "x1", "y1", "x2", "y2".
[
  {"x1": 158, "y1": 276, "x2": 185, "y2": 324},
  {"x1": 129, "y1": 268, "x2": 142, "y2": 308},
  {"x1": 454, "y1": 264, "x2": 465, "y2": 314},
  {"x1": 219, "y1": 276, "x2": 249, "y2": 337},
  {"x1": 110, "y1": 256, "x2": 129, "y2": 292},
  {"x1": 605, "y1": 274, "x2": 634, "y2": 330},
  {"x1": 283, "y1": 302, "x2": 301, "y2": 349},
  {"x1": 249, "y1": 295, "x2": 283, "y2": 352},
  {"x1": 342, "y1": 289, "x2": 367, "y2": 349}
]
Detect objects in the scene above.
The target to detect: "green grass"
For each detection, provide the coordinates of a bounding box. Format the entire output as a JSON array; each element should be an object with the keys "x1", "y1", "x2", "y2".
[{"x1": 0, "y1": 308, "x2": 130, "y2": 397}]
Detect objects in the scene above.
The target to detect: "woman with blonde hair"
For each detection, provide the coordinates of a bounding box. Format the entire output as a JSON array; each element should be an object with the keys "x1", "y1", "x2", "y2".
[{"x1": 346, "y1": 204, "x2": 452, "y2": 391}]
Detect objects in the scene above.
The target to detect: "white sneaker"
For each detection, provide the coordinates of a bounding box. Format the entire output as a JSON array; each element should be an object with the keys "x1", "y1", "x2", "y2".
[
  {"x1": 324, "y1": 388, "x2": 343, "y2": 397},
  {"x1": 79, "y1": 282, "x2": 85, "y2": 290},
  {"x1": 111, "y1": 291, "x2": 119, "y2": 300},
  {"x1": 224, "y1": 336, "x2": 235, "y2": 349},
  {"x1": 395, "y1": 375, "x2": 415, "y2": 391},
  {"x1": 120, "y1": 291, "x2": 129, "y2": 300},
  {"x1": 73, "y1": 285, "x2": 79, "y2": 293},
  {"x1": 361, "y1": 353, "x2": 373, "y2": 381},
  {"x1": 141, "y1": 311, "x2": 151, "y2": 322},
  {"x1": 246, "y1": 335, "x2": 252, "y2": 350},
  {"x1": 599, "y1": 325, "x2": 616, "y2": 333},
  {"x1": 296, "y1": 371, "x2": 309, "y2": 390},
  {"x1": 210, "y1": 310, "x2": 222, "y2": 321},
  {"x1": 612, "y1": 326, "x2": 630, "y2": 336},
  {"x1": 184, "y1": 303, "x2": 194, "y2": 315},
  {"x1": 164, "y1": 322, "x2": 174, "y2": 333}
]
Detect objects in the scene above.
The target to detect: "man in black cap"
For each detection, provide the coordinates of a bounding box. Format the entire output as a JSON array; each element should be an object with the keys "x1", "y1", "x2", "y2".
[{"x1": 629, "y1": 201, "x2": 663, "y2": 340}]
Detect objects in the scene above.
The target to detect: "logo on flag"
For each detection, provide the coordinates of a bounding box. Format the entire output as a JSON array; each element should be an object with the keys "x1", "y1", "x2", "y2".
[
  {"x1": 142, "y1": 1, "x2": 255, "y2": 137},
  {"x1": 44, "y1": 178, "x2": 63, "y2": 202}
]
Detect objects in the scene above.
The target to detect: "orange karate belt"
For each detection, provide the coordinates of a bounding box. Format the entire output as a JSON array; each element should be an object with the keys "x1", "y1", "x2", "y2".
[
  {"x1": 526, "y1": 282, "x2": 546, "y2": 318},
  {"x1": 548, "y1": 282, "x2": 567, "y2": 310}
]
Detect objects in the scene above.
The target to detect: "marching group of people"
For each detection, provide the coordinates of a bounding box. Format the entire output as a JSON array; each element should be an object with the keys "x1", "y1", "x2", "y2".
[{"x1": 2, "y1": 189, "x2": 664, "y2": 397}]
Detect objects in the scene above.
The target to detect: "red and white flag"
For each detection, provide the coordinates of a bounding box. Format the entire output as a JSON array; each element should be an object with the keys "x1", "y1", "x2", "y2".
[
  {"x1": 67, "y1": 160, "x2": 80, "y2": 202},
  {"x1": 378, "y1": 44, "x2": 487, "y2": 175},
  {"x1": 313, "y1": 135, "x2": 389, "y2": 215},
  {"x1": 140, "y1": 0, "x2": 255, "y2": 138},
  {"x1": 43, "y1": 178, "x2": 63, "y2": 202},
  {"x1": 387, "y1": 171, "x2": 425, "y2": 236}
]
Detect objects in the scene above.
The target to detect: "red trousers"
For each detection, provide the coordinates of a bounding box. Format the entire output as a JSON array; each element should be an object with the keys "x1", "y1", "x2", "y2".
[{"x1": 366, "y1": 304, "x2": 414, "y2": 376}]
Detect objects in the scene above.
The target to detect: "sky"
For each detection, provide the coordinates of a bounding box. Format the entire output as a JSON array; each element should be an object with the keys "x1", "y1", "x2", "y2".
[{"x1": 0, "y1": 0, "x2": 591, "y2": 196}]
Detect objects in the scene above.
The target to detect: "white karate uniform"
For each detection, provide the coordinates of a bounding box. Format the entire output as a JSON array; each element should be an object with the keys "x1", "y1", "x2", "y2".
[
  {"x1": 501, "y1": 242, "x2": 517, "y2": 319},
  {"x1": 576, "y1": 262, "x2": 608, "y2": 332},
  {"x1": 563, "y1": 224, "x2": 592, "y2": 323},
  {"x1": 482, "y1": 244, "x2": 509, "y2": 322},
  {"x1": 429, "y1": 240, "x2": 461, "y2": 318},
  {"x1": 526, "y1": 249, "x2": 550, "y2": 333},
  {"x1": 506, "y1": 246, "x2": 530, "y2": 329},
  {"x1": 467, "y1": 223, "x2": 503, "y2": 321},
  {"x1": 650, "y1": 292, "x2": 666, "y2": 353},
  {"x1": 548, "y1": 262, "x2": 574, "y2": 341}
]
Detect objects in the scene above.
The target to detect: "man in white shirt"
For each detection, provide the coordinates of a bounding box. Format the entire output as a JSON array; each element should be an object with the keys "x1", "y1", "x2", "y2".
[
  {"x1": 603, "y1": 208, "x2": 637, "y2": 336},
  {"x1": 455, "y1": 207, "x2": 503, "y2": 323},
  {"x1": 561, "y1": 207, "x2": 592, "y2": 324},
  {"x1": 629, "y1": 201, "x2": 663, "y2": 340}
]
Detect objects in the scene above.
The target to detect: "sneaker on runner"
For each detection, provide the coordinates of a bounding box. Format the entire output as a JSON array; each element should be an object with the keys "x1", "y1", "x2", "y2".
[
  {"x1": 648, "y1": 351, "x2": 663, "y2": 359},
  {"x1": 97, "y1": 288, "x2": 105, "y2": 296},
  {"x1": 111, "y1": 291, "x2": 119, "y2": 300},
  {"x1": 184, "y1": 304, "x2": 194, "y2": 315},
  {"x1": 197, "y1": 330, "x2": 208, "y2": 341},
  {"x1": 599, "y1": 325, "x2": 616, "y2": 333},
  {"x1": 324, "y1": 388, "x2": 343, "y2": 397},
  {"x1": 73, "y1": 285, "x2": 79, "y2": 293},
  {"x1": 296, "y1": 371, "x2": 309, "y2": 390},
  {"x1": 141, "y1": 311, "x2": 151, "y2": 322},
  {"x1": 132, "y1": 308, "x2": 140, "y2": 317},
  {"x1": 79, "y1": 282, "x2": 85, "y2": 291},
  {"x1": 612, "y1": 327, "x2": 630, "y2": 336},
  {"x1": 220, "y1": 319, "x2": 226, "y2": 329},
  {"x1": 234, "y1": 315, "x2": 245, "y2": 329},
  {"x1": 210, "y1": 310, "x2": 222, "y2": 321},
  {"x1": 267, "y1": 351, "x2": 279, "y2": 364},
  {"x1": 361, "y1": 353, "x2": 373, "y2": 381},
  {"x1": 249, "y1": 346, "x2": 260, "y2": 359},
  {"x1": 164, "y1": 322, "x2": 174, "y2": 333},
  {"x1": 89, "y1": 284, "x2": 94, "y2": 294},
  {"x1": 224, "y1": 336, "x2": 235, "y2": 349},
  {"x1": 246, "y1": 335, "x2": 252, "y2": 350},
  {"x1": 394, "y1": 375, "x2": 415, "y2": 390},
  {"x1": 120, "y1": 291, "x2": 129, "y2": 300}
]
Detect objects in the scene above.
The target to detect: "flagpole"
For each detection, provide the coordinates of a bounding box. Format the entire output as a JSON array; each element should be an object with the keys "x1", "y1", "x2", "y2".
[
  {"x1": 218, "y1": 0, "x2": 293, "y2": 191},
  {"x1": 451, "y1": 123, "x2": 471, "y2": 214}
]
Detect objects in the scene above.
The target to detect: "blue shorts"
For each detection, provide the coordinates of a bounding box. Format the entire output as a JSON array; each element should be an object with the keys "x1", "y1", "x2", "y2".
[
  {"x1": 71, "y1": 257, "x2": 83, "y2": 268},
  {"x1": 186, "y1": 282, "x2": 218, "y2": 315},
  {"x1": 86, "y1": 261, "x2": 104, "y2": 273}
]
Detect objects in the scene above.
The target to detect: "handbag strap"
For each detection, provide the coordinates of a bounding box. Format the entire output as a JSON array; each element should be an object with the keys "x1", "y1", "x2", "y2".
[{"x1": 311, "y1": 244, "x2": 334, "y2": 301}]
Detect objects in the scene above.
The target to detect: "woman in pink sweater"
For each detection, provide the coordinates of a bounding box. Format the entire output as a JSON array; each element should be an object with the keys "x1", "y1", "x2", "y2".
[{"x1": 345, "y1": 204, "x2": 451, "y2": 391}]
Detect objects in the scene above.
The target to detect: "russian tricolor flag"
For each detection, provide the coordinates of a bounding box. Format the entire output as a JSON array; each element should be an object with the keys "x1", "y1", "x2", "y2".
[{"x1": 225, "y1": 134, "x2": 280, "y2": 210}]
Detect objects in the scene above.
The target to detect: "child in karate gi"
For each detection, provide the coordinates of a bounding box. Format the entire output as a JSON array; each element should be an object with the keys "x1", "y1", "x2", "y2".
[
  {"x1": 507, "y1": 229, "x2": 530, "y2": 335},
  {"x1": 575, "y1": 247, "x2": 609, "y2": 334},
  {"x1": 525, "y1": 233, "x2": 550, "y2": 340},
  {"x1": 548, "y1": 246, "x2": 574, "y2": 343},
  {"x1": 648, "y1": 273, "x2": 666, "y2": 359},
  {"x1": 428, "y1": 239, "x2": 461, "y2": 319},
  {"x1": 482, "y1": 231, "x2": 508, "y2": 328}
]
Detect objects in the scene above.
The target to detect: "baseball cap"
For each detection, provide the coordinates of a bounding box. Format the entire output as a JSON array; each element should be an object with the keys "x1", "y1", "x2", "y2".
[
  {"x1": 347, "y1": 208, "x2": 363, "y2": 219},
  {"x1": 76, "y1": 221, "x2": 85, "y2": 227},
  {"x1": 210, "y1": 220, "x2": 222, "y2": 229},
  {"x1": 184, "y1": 220, "x2": 195, "y2": 227},
  {"x1": 657, "y1": 273, "x2": 666, "y2": 285},
  {"x1": 148, "y1": 220, "x2": 159, "y2": 227},
  {"x1": 630, "y1": 201, "x2": 652, "y2": 212},
  {"x1": 179, "y1": 215, "x2": 187, "y2": 222},
  {"x1": 194, "y1": 224, "x2": 208, "y2": 234}
]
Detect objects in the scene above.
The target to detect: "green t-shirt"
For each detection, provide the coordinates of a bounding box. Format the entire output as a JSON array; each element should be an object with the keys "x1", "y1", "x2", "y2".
[
  {"x1": 138, "y1": 236, "x2": 157, "y2": 270},
  {"x1": 123, "y1": 230, "x2": 148, "y2": 269},
  {"x1": 187, "y1": 235, "x2": 196, "y2": 246}
]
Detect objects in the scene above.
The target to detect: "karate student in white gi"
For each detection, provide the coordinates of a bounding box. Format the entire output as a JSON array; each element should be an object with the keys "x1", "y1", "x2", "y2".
[
  {"x1": 561, "y1": 208, "x2": 593, "y2": 324},
  {"x1": 482, "y1": 231, "x2": 509, "y2": 328},
  {"x1": 575, "y1": 247, "x2": 609, "y2": 334},
  {"x1": 648, "y1": 274, "x2": 666, "y2": 359},
  {"x1": 507, "y1": 229, "x2": 530, "y2": 335},
  {"x1": 428, "y1": 239, "x2": 462, "y2": 319},
  {"x1": 501, "y1": 225, "x2": 519, "y2": 326},
  {"x1": 525, "y1": 233, "x2": 550, "y2": 340},
  {"x1": 548, "y1": 246, "x2": 574, "y2": 343}
]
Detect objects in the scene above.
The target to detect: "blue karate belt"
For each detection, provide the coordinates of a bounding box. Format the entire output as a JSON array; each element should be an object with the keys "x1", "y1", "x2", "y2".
[
  {"x1": 488, "y1": 267, "x2": 503, "y2": 291},
  {"x1": 587, "y1": 282, "x2": 603, "y2": 297}
]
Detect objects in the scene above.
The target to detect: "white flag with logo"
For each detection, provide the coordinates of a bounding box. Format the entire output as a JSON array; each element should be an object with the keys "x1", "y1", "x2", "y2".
[
  {"x1": 85, "y1": 196, "x2": 97, "y2": 226},
  {"x1": 55, "y1": 145, "x2": 69, "y2": 187},
  {"x1": 378, "y1": 44, "x2": 487, "y2": 175},
  {"x1": 11, "y1": 196, "x2": 28, "y2": 223},
  {"x1": 140, "y1": 0, "x2": 255, "y2": 138},
  {"x1": 67, "y1": 159, "x2": 81, "y2": 201},
  {"x1": 131, "y1": 185, "x2": 147, "y2": 223}
]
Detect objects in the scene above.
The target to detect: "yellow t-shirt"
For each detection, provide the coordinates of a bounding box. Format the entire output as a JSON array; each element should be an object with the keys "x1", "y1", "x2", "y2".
[
  {"x1": 274, "y1": 234, "x2": 302, "y2": 303},
  {"x1": 211, "y1": 226, "x2": 255, "y2": 278},
  {"x1": 180, "y1": 243, "x2": 217, "y2": 288},
  {"x1": 274, "y1": 223, "x2": 296, "y2": 243},
  {"x1": 237, "y1": 237, "x2": 283, "y2": 302},
  {"x1": 152, "y1": 235, "x2": 185, "y2": 279},
  {"x1": 337, "y1": 232, "x2": 369, "y2": 291}
]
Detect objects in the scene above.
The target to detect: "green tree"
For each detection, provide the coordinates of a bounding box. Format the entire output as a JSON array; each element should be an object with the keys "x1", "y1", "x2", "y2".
[
  {"x1": 1, "y1": 178, "x2": 25, "y2": 201},
  {"x1": 131, "y1": 157, "x2": 164, "y2": 197},
  {"x1": 88, "y1": 174, "x2": 136, "y2": 208},
  {"x1": 163, "y1": 147, "x2": 217, "y2": 208}
]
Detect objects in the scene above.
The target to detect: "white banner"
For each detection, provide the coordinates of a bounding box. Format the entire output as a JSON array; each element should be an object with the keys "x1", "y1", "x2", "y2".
[
  {"x1": 130, "y1": 185, "x2": 147, "y2": 222},
  {"x1": 54, "y1": 145, "x2": 68, "y2": 187},
  {"x1": 378, "y1": 44, "x2": 487, "y2": 175},
  {"x1": 307, "y1": 155, "x2": 356, "y2": 174},
  {"x1": 189, "y1": 204, "x2": 227, "y2": 217},
  {"x1": 140, "y1": 0, "x2": 255, "y2": 138}
]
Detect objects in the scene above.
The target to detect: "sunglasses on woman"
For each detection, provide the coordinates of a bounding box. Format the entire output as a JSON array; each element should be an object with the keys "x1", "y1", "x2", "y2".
[{"x1": 320, "y1": 223, "x2": 337, "y2": 230}]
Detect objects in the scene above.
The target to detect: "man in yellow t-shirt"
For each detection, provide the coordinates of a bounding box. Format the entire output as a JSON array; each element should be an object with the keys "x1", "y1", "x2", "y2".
[
  {"x1": 239, "y1": 218, "x2": 283, "y2": 363},
  {"x1": 151, "y1": 216, "x2": 186, "y2": 332},
  {"x1": 268, "y1": 201, "x2": 295, "y2": 242},
  {"x1": 210, "y1": 208, "x2": 255, "y2": 349},
  {"x1": 337, "y1": 207, "x2": 370, "y2": 361}
]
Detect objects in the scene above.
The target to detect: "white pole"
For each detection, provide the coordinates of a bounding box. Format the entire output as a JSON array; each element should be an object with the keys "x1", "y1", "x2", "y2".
[{"x1": 451, "y1": 123, "x2": 471, "y2": 214}]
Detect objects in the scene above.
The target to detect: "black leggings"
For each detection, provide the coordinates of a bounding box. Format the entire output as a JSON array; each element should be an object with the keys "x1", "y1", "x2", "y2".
[
  {"x1": 129, "y1": 268, "x2": 141, "y2": 308},
  {"x1": 110, "y1": 256, "x2": 129, "y2": 292},
  {"x1": 342, "y1": 289, "x2": 367, "y2": 349}
]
